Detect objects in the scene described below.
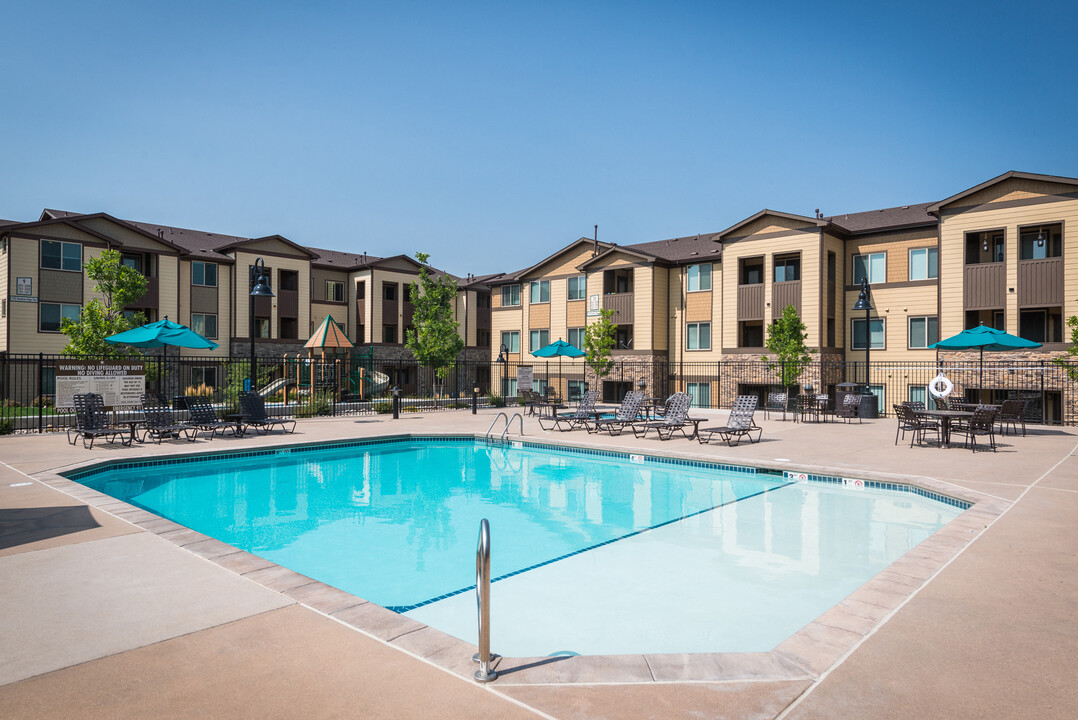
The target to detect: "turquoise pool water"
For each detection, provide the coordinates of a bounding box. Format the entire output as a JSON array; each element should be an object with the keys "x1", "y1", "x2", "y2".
[{"x1": 69, "y1": 438, "x2": 967, "y2": 654}]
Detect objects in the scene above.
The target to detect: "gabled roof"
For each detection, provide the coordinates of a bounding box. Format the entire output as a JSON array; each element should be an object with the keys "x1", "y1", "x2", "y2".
[
  {"x1": 716, "y1": 209, "x2": 827, "y2": 240},
  {"x1": 926, "y1": 171, "x2": 1078, "y2": 213},
  {"x1": 218, "y1": 234, "x2": 318, "y2": 259},
  {"x1": 367, "y1": 254, "x2": 427, "y2": 272},
  {"x1": 623, "y1": 232, "x2": 722, "y2": 263},
  {"x1": 5, "y1": 211, "x2": 190, "y2": 255},
  {"x1": 309, "y1": 246, "x2": 381, "y2": 270},
  {"x1": 488, "y1": 237, "x2": 612, "y2": 285},
  {"x1": 824, "y1": 202, "x2": 936, "y2": 235}
]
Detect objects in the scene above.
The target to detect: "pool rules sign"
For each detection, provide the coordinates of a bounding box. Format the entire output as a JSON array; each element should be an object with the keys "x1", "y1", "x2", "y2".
[{"x1": 55, "y1": 360, "x2": 146, "y2": 410}]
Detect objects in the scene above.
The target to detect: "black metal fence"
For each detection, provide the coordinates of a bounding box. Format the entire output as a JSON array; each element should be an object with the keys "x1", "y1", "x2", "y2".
[{"x1": 1, "y1": 352, "x2": 1074, "y2": 433}]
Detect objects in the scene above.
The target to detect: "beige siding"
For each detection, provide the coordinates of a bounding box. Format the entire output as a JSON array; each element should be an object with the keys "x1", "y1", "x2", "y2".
[
  {"x1": 652, "y1": 266, "x2": 669, "y2": 353},
  {"x1": 529, "y1": 302, "x2": 550, "y2": 330},
  {"x1": 0, "y1": 239, "x2": 8, "y2": 351},
  {"x1": 566, "y1": 300, "x2": 585, "y2": 327},
  {"x1": 685, "y1": 291, "x2": 712, "y2": 322},
  {"x1": 531, "y1": 244, "x2": 599, "y2": 277}
]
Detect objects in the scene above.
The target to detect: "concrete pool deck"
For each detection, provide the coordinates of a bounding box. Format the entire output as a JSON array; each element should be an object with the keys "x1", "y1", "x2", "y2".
[{"x1": 1, "y1": 408, "x2": 1076, "y2": 719}]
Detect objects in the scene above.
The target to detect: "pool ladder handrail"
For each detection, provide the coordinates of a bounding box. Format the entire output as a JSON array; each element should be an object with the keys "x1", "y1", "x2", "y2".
[
  {"x1": 485, "y1": 412, "x2": 524, "y2": 445},
  {"x1": 473, "y1": 518, "x2": 497, "y2": 682}
]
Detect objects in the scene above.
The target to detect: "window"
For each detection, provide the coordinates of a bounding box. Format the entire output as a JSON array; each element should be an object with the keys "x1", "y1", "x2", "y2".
[
  {"x1": 529, "y1": 280, "x2": 550, "y2": 303},
  {"x1": 909, "y1": 248, "x2": 938, "y2": 280},
  {"x1": 39, "y1": 303, "x2": 80, "y2": 332},
  {"x1": 851, "y1": 317, "x2": 885, "y2": 349},
  {"x1": 909, "y1": 385, "x2": 928, "y2": 406},
  {"x1": 382, "y1": 283, "x2": 397, "y2": 301},
  {"x1": 687, "y1": 322, "x2": 711, "y2": 350},
  {"x1": 1019, "y1": 224, "x2": 1062, "y2": 260},
  {"x1": 500, "y1": 330, "x2": 520, "y2": 353},
  {"x1": 191, "y1": 313, "x2": 218, "y2": 339},
  {"x1": 687, "y1": 264, "x2": 712, "y2": 292},
  {"x1": 604, "y1": 268, "x2": 633, "y2": 294},
  {"x1": 191, "y1": 366, "x2": 218, "y2": 389},
  {"x1": 476, "y1": 328, "x2": 491, "y2": 347},
  {"x1": 280, "y1": 317, "x2": 298, "y2": 340},
  {"x1": 41, "y1": 240, "x2": 81, "y2": 271},
  {"x1": 356, "y1": 281, "x2": 365, "y2": 299},
  {"x1": 503, "y1": 378, "x2": 518, "y2": 398},
  {"x1": 192, "y1": 261, "x2": 217, "y2": 287},
  {"x1": 852, "y1": 253, "x2": 885, "y2": 284},
  {"x1": 530, "y1": 329, "x2": 550, "y2": 350},
  {"x1": 567, "y1": 327, "x2": 586, "y2": 349},
  {"x1": 255, "y1": 318, "x2": 271, "y2": 338},
  {"x1": 966, "y1": 230, "x2": 1004, "y2": 264},
  {"x1": 687, "y1": 382, "x2": 711, "y2": 409},
  {"x1": 773, "y1": 255, "x2": 800, "y2": 282},
  {"x1": 908, "y1": 316, "x2": 938, "y2": 349},
  {"x1": 1020, "y1": 308, "x2": 1063, "y2": 343},
  {"x1": 567, "y1": 276, "x2": 586, "y2": 300},
  {"x1": 383, "y1": 325, "x2": 397, "y2": 343},
  {"x1": 501, "y1": 284, "x2": 521, "y2": 306},
  {"x1": 121, "y1": 254, "x2": 143, "y2": 273},
  {"x1": 867, "y1": 384, "x2": 886, "y2": 414},
  {"x1": 326, "y1": 281, "x2": 345, "y2": 302},
  {"x1": 740, "y1": 321, "x2": 764, "y2": 347},
  {"x1": 740, "y1": 258, "x2": 764, "y2": 285},
  {"x1": 567, "y1": 380, "x2": 587, "y2": 401}
]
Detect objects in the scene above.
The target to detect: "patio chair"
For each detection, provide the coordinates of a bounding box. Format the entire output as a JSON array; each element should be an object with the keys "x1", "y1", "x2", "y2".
[
  {"x1": 519, "y1": 389, "x2": 543, "y2": 415},
  {"x1": 140, "y1": 395, "x2": 196, "y2": 444},
  {"x1": 893, "y1": 404, "x2": 939, "y2": 448},
  {"x1": 183, "y1": 395, "x2": 244, "y2": 440},
  {"x1": 763, "y1": 391, "x2": 788, "y2": 420},
  {"x1": 793, "y1": 393, "x2": 820, "y2": 423},
  {"x1": 588, "y1": 390, "x2": 645, "y2": 436},
  {"x1": 240, "y1": 391, "x2": 297, "y2": 434},
  {"x1": 953, "y1": 406, "x2": 998, "y2": 452},
  {"x1": 997, "y1": 398, "x2": 1027, "y2": 437},
  {"x1": 933, "y1": 395, "x2": 951, "y2": 411},
  {"x1": 698, "y1": 395, "x2": 762, "y2": 446},
  {"x1": 67, "y1": 392, "x2": 132, "y2": 449},
  {"x1": 835, "y1": 392, "x2": 862, "y2": 423},
  {"x1": 537, "y1": 391, "x2": 598, "y2": 431},
  {"x1": 632, "y1": 392, "x2": 693, "y2": 440}
]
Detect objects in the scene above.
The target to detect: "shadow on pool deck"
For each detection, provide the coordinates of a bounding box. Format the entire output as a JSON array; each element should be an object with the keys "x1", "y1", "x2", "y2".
[{"x1": 1, "y1": 409, "x2": 1076, "y2": 719}]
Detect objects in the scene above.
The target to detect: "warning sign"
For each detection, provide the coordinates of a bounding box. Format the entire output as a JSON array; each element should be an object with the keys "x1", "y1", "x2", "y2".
[{"x1": 55, "y1": 361, "x2": 146, "y2": 410}]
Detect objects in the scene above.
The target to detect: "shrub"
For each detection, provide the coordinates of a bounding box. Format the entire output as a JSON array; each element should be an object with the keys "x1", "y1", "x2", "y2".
[
  {"x1": 184, "y1": 383, "x2": 215, "y2": 397},
  {"x1": 374, "y1": 401, "x2": 393, "y2": 414},
  {"x1": 296, "y1": 390, "x2": 332, "y2": 418},
  {"x1": 0, "y1": 419, "x2": 14, "y2": 435},
  {"x1": 487, "y1": 393, "x2": 505, "y2": 408}
]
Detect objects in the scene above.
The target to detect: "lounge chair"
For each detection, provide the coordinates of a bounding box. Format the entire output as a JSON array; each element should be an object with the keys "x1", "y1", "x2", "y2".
[
  {"x1": 698, "y1": 395, "x2": 762, "y2": 446},
  {"x1": 537, "y1": 391, "x2": 598, "y2": 431},
  {"x1": 632, "y1": 392, "x2": 693, "y2": 440},
  {"x1": 588, "y1": 390, "x2": 645, "y2": 436},
  {"x1": 183, "y1": 395, "x2": 244, "y2": 439},
  {"x1": 240, "y1": 391, "x2": 297, "y2": 434},
  {"x1": 67, "y1": 392, "x2": 132, "y2": 449},
  {"x1": 140, "y1": 395, "x2": 197, "y2": 443}
]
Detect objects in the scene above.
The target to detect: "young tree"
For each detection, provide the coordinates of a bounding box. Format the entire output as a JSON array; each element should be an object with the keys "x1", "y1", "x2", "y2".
[
  {"x1": 762, "y1": 305, "x2": 814, "y2": 389},
  {"x1": 584, "y1": 308, "x2": 617, "y2": 379},
  {"x1": 61, "y1": 249, "x2": 148, "y2": 357},
  {"x1": 405, "y1": 252, "x2": 464, "y2": 388}
]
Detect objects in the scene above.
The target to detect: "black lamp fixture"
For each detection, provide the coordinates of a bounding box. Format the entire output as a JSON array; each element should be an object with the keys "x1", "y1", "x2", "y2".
[
  {"x1": 249, "y1": 257, "x2": 274, "y2": 392},
  {"x1": 982, "y1": 236, "x2": 989, "y2": 253},
  {"x1": 497, "y1": 343, "x2": 509, "y2": 364},
  {"x1": 852, "y1": 276, "x2": 873, "y2": 395},
  {"x1": 1037, "y1": 230, "x2": 1046, "y2": 248}
]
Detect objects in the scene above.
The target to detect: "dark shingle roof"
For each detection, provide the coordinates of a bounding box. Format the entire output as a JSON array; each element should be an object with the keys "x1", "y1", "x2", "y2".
[
  {"x1": 824, "y1": 202, "x2": 936, "y2": 234},
  {"x1": 307, "y1": 246, "x2": 381, "y2": 270},
  {"x1": 624, "y1": 232, "x2": 722, "y2": 263}
]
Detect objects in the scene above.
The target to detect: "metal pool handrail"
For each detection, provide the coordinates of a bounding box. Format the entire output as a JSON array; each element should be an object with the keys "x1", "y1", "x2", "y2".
[
  {"x1": 485, "y1": 412, "x2": 523, "y2": 444},
  {"x1": 473, "y1": 518, "x2": 497, "y2": 683}
]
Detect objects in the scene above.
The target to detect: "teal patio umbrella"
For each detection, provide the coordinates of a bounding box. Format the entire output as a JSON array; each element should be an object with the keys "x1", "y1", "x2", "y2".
[
  {"x1": 929, "y1": 324, "x2": 1041, "y2": 403},
  {"x1": 105, "y1": 317, "x2": 218, "y2": 350},
  {"x1": 531, "y1": 339, "x2": 585, "y2": 399}
]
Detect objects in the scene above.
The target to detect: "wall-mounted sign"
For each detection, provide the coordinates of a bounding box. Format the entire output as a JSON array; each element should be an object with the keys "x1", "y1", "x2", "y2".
[
  {"x1": 16, "y1": 277, "x2": 32, "y2": 295},
  {"x1": 9, "y1": 295, "x2": 37, "y2": 303},
  {"x1": 55, "y1": 361, "x2": 146, "y2": 410},
  {"x1": 587, "y1": 293, "x2": 601, "y2": 316}
]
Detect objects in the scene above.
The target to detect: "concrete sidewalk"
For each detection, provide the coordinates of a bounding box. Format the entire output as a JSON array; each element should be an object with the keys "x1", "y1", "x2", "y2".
[{"x1": 1, "y1": 408, "x2": 1075, "y2": 719}]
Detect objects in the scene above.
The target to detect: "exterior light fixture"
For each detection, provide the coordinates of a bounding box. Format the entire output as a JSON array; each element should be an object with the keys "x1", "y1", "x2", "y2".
[
  {"x1": 852, "y1": 276, "x2": 873, "y2": 397},
  {"x1": 249, "y1": 257, "x2": 274, "y2": 392},
  {"x1": 1037, "y1": 230, "x2": 1046, "y2": 248}
]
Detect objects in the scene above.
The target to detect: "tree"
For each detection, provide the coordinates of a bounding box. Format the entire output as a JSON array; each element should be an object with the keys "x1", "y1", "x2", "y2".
[
  {"x1": 762, "y1": 305, "x2": 814, "y2": 389},
  {"x1": 405, "y1": 252, "x2": 464, "y2": 386},
  {"x1": 61, "y1": 249, "x2": 148, "y2": 356},
  {"x1": 1053, "y1": 315, "x2": 1078, "y2": 380},
  {"x1": 584, "y1": 308, "x2": 617, "y2": 379}
]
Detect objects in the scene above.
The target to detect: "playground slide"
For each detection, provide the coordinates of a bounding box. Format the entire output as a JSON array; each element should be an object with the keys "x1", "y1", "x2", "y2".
[
  {"x1": 369, "y1": 369, "x2": 390, "y2": 396},
  {"x1": 258, "y1": 377, "x2": 290, "y2": 399}
]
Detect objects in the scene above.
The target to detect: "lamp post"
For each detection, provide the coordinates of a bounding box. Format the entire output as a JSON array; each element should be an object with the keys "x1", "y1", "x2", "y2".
[
  {"x1": 497, "y1": 343, "x2": 508, "y2": 397},
  {"x1": 852, "y1": 277, "x2": 873, "y2": 397},
  {"x1": 249, "y1": 258, "x2": 274, "y2": 394}
]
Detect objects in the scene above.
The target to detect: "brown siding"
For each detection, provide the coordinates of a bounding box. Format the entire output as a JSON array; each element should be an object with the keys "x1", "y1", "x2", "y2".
[
  {"x1": 277, "y1": 289, "x2": 299, "y2": 318},
  {"x1": 39, "y1": 269, "x2": 82, "y2": 303},
  {"x1": 1018, "y1": 257, "x2": 1064, "y2": 307},
  {"x1": 772, "y1": 280, "x2": 801, "y2": 318},
  {"x1": 126, "y1": 276, "x2": 159, "y2": 310},
  {"x1": 603, "y1": 292, "x2": 634, "y2": 323},
  {"x1": 964, "y1": 264, "x2": 1006, "y2": 310},
  {"x1": 190, "y1": 285, "x2": 218, "y2": 314},
  {"x1": 737, "y1": 284, "x2": 764, "y2": 321}
]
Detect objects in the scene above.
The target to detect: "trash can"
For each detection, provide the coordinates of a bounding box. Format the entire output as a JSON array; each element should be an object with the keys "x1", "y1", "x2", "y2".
[
  {"x1": 859, "y1": 394, "x2": 879, "y2": 419},
  {"x1": 835, "y1": 382, "x2": 878, "y2": 419}
]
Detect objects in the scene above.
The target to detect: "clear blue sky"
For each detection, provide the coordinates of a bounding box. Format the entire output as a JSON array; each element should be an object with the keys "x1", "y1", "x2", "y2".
[{"x1": 3, "y1": 1, "x2": 1076, "y2": 277}]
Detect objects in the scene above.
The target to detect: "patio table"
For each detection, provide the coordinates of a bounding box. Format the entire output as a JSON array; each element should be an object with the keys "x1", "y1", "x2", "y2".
[{"x1": 914, "y1": 409, "x2": 973, "y2": 447}]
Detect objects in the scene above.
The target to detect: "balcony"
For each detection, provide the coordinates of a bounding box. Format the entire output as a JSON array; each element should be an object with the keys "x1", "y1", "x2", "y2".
[
  {"x1": 1018, "y1": 257, "x2": 1063, "y2": 307},
  {"x1": 603, "y1": 292, "x2": 634, "y2": 324},
  {"x1": 737, "y1": 284, "x2": 764, "y2": 321},
  {"x1": 964, "y1": 263, "x2": 1005, "y2": 311},
  {"x1": 126, "y1": 276, "x2": 159, "y2": 310},
  {"x1": 277, "y1": 289, "x2": 298, "y2": 318},
  {"x1": 771, "y1": 280, "x2": 801, "y2": 318}
]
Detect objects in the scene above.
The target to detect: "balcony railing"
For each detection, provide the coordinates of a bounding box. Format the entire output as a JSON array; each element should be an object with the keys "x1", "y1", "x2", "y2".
[
  {"x1": 737, "y1": 284, "x2": 764, "y2": 321},
  {"x1": 1018, "y1": 257, "x2": 1063, "y2": 307},
  {"x1": 127, "y1": 277, "x2": 159, "y2": 310},
  {"x1": 603, "y1": 292, "x2": 634, "y2": 323},
  {"x1": 277, "y1": 289, "x2": 298, "y2": 318},
  {"x1": 964, "y1": 263, "x2": 1006, "y2": 311},
  {"x1": 771, "y1": 280, "x2": 801, "y2": 318}
]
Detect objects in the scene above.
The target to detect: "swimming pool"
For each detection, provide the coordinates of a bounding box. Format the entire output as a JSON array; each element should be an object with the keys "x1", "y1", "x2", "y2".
[{"x1": 67, "y1": 437, "x2": 968, "y2": 656}]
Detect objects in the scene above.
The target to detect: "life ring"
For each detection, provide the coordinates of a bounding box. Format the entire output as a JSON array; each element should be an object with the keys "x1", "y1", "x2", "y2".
[{"x1": 928, "y1": 372, "x2": 954, "y2": 398}]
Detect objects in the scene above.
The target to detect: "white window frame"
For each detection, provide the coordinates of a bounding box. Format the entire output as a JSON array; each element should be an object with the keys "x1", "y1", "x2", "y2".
[
  {"x1": 530, "y1": 329, "x2": 550, "y2": 350},
  {"x1": 567, "y1": 275, "x2": 586, "y2": 300},
  {"x1": 529, "y1": 280, "x2": 550, "y2": 304},
  {"x1": 852, "y1": 252, "x2": 886, "y2": 284},
  {"x1": 40, "y1": 240, "x2": 82, "y2": 272},
  {"x1": 908, "y1": 316, "x2": 938, "y2": 349},
  {"x1": 908, "y1": 248, "x2": 938, "y2": 281},
  {"x1": 567, "y1": 327, "x2": 586, "y2": 349},
  {"x1": 851, "y1": 317, "x2": 885, "y2": 350},
  {"x1": 500, "y1": 330, "x2": 520, "y2": 353},
  {"x1": 687, "y1": 322, "x2": 711, "y2": 350},
  {"x1": 326, "y1": 280, "x2": 345, "y2": 302},
  {"x1": 39, "y1": 302, "x2": 81, "y2": 332},
  {"x1": 687, "y1": 263, "x2": 712, "y2": 292},
  {"x1": 191, "y1": 313, "x2": 218, "y2": 340},
  {"x1": 501, "y1": 285, "x2": 521, "y2": 307}
]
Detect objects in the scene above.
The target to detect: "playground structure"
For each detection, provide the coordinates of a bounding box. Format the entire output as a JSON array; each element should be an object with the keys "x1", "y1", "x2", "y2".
[{"x1": 262, "y1": 348, "x2": 390, "y2": 402}]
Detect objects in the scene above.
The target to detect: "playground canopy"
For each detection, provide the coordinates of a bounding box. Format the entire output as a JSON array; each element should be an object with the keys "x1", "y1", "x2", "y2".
[{"x1": 304, "y1": 315, "x2": 353, "y2": 355}]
